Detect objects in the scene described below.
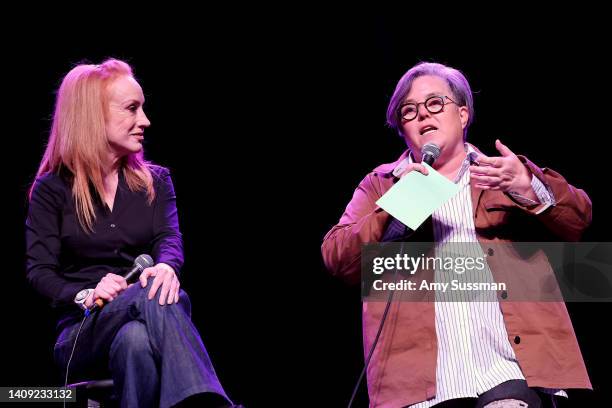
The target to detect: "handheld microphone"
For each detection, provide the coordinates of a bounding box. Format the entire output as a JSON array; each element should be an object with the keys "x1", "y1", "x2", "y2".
[
  {"x1": 421, "y1": 142, "x2": 441, "y2": 166},
  {"x1": 88, "y1": 254, "x2": 154, "y2": 313}
]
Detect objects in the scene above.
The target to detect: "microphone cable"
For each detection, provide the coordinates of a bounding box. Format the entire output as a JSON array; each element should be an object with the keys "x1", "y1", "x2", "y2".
[
  {"x1": 63, "y1": 311, "x2": 89, "y2": 408},
  {"x1": 347, "y1": 243, "x2": 404, "y2": 408}
]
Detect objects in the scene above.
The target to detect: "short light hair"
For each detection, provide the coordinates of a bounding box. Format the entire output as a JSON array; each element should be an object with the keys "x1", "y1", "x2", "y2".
[{"x1": 386, "y1": 62, "x2": 474, "y2": 140}]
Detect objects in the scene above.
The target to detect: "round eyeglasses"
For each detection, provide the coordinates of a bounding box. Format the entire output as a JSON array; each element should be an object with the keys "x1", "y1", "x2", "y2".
[{"x1": 399, "y1": 95, "x2": 457, "y2": 122}]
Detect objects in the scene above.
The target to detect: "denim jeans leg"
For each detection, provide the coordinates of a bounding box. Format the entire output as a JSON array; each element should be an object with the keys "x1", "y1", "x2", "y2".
[
  {"x1": 54, "y1": 278, "x2": 231, "y2": 408},
  {"x1": 133, "y1": 282, "x2": 231, "y2": 408},
  {"x1": 109, "y1": 320, "x2": 160, "y2": 407}
]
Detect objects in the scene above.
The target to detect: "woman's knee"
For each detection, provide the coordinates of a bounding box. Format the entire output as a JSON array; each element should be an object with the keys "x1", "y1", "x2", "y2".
[
  {"x1": 140, "y1": 281, "x2": 192, "y2": 316},
  {"x1": 110, "y1": 321, "x2": 151, "y2": 356}
]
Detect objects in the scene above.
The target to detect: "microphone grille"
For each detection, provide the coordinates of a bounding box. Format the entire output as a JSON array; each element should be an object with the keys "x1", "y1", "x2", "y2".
[
  {"x1": 422, "y1": 143, "x2": 441, "y2": 160},
  {"x1": 134, "y1": 254, "x2": 154, "y2": 271}
]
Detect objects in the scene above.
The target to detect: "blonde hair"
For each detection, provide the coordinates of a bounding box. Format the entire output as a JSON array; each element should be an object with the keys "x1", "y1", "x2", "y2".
[{"x1": 32, "y1": 58, "x2": 155, "y2": 232}]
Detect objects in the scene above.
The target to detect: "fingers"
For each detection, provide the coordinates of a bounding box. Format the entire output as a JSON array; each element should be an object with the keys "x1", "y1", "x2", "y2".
[
  {"x1": 470, "y1": 165, "x2": 500, "y2": 177},
  {"x1": 165, "y1": 276, "x2": 178, "y2": 305},
  {"x1": 156, "y1": 273, "x2": 175, "y2": 305},
  {"x1": 474, "y1": 184, "x2": 502, "y2": 191},
  {"x1": 476, "y1": 139, "x2": 514, "y2": 167},
  {"x1": 169, "y1": 276, "x2": 180, "y2": 305},
  {"x1": 94, "y1": 273, "x2": 132, "y2": 305},
  {"x1": 495, "y1": 139, "x2": 514, "y2": 157},
  {"x1": 470, "y1": 174, "x2": 499, "y2": 185},
  {"x1": 170, "y1": 275, "x2": 181, "y2": 303},
  {"x1": 142, "y1": 264, "x2": 181, "y2": 305},
  {"x1": 473, "y1": 182, "x2": 502, "y2": 190},
  {"x1": 94, "y1": 286, "x2": 114, "y2": 302},
  {"x1": 471, "y1": 161, "x2": 500, "y2": 187},
  {"x1": 95, "y1": 276, "x2": 123, "y2": 302},
  {"x1": 101, "y1": 274, "x2": 123, "y2": 294},
  {"x1": 399, "y1": 163, "x2": 429, "y2": 178},
  {"x1": 92, "y1": 273, "x2": 128, "y2": 305},
  {"x1": 140, "y1": 267, "x2": 157, "y2": 288},
  {"x1": 106, "y1": 273, "x2": 128, "y2": 290},
  {"x1": 147, "y1": 273, "x2": 166, "y2": 300},
  {"x1": 475, "y1": 154, "x2": 501, "y2": 167},
  {"x1": 471, "y1": 165, "x2": 513, "y2": 189}
]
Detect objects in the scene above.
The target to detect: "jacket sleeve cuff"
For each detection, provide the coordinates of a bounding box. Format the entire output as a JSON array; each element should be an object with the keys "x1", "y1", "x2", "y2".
[{"x1": 511, "y1": 156, "x2": 557, "y2": 215}]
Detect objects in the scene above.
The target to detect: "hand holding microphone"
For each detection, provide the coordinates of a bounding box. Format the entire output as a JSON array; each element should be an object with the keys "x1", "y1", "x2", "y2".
[
  {"x1": 86, "y1": 254, "x2": 154, "y2": 313},
  {"x1": 398, "y1": 143, "x2": 441, "y2": 178}
]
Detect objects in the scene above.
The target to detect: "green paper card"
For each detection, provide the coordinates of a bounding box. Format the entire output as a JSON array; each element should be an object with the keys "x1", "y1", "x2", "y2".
[{"x1": 376, "y1": 163, "x2": 460, "y2": 230}]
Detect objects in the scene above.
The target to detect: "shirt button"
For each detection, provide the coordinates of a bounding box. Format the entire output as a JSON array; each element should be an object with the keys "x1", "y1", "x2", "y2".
[
  {"x1": 500, "y1": 290, "x2": 508, "y2": 299},
  {"x1": 514, "y1": 335, "x2": 521, "y2": 344},
  {"x1": 487, "y1": 248, "x2": 495, "y2": 256},
  {"x1": 110, "y1": 224, "x2": 116, "y2": 228}
]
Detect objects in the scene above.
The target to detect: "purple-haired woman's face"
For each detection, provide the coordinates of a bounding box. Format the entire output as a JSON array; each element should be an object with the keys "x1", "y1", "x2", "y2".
[
  {"x1": 105, "y1": 75, "x2": 150, "y2": 159},
  {"x1": 400, "y1": 75, "x2": 468, "y2": 163}
]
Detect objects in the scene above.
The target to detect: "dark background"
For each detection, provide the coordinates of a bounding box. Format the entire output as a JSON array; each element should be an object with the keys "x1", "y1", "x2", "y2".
[{"x1": 4, "y1": 12, "x2": 611, "y2": 407}]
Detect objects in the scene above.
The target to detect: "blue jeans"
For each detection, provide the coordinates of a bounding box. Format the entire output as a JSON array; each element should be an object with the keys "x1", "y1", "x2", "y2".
[{"x1": 54, "y1": 278, "x2": 232, "y2": 408}]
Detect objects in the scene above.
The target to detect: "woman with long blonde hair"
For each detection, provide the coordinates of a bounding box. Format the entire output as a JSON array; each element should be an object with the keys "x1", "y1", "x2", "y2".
[{"x1": 26, "y1": 59, "x2": 234, "y2": 407}]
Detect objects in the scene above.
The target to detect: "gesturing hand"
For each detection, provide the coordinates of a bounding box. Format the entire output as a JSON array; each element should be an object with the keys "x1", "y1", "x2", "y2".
[{"x1": 470, "y1": 139, "x2": 535, "y2": 198}]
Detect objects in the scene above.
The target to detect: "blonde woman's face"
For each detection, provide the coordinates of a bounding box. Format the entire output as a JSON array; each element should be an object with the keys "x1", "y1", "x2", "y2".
[{"x1": 105, "y1": 75, "x2": 150, "y2": 159}]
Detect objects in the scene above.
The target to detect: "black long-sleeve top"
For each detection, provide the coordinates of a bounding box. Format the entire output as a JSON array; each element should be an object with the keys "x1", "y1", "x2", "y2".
[{"x1": 25, "y1": 165, "x2": 183, "y2": 324}]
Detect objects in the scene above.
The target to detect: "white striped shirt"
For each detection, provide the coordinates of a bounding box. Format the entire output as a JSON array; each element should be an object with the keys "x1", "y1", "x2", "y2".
[{"x1": 394, "y1": 144, "x2": 563, "y2": 407}]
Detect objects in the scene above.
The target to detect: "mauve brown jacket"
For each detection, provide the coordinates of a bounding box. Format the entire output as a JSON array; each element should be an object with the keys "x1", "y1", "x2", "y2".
[{"x1": 322, "y1": 149, "x2": 593, "y2": 408}]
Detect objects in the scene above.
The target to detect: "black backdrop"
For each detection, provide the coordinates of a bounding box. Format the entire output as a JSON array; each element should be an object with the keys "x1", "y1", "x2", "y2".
[{"x1": 4, "y1": 12, "x2": 611, "y2": 407}]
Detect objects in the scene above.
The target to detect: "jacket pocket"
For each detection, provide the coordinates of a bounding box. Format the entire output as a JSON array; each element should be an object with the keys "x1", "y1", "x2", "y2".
[{"x1": 481, "y1": 201, "x2": 516, "y2": 228}]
